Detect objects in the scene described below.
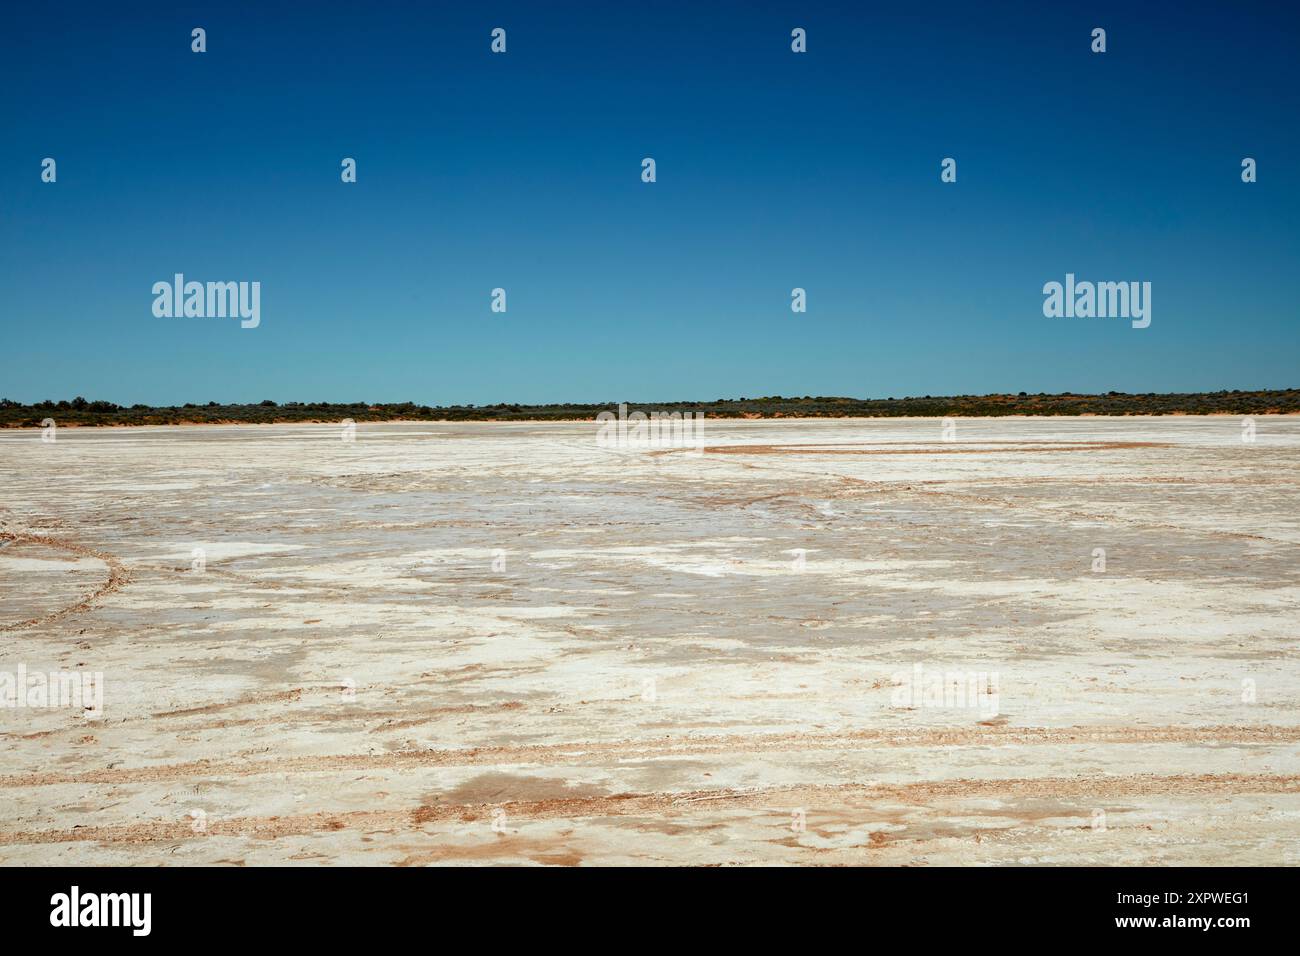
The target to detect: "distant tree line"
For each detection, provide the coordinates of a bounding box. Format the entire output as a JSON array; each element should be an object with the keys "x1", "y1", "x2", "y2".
[{"x1": 1, "y1": 390, "x2": 1297, "y2": 427}]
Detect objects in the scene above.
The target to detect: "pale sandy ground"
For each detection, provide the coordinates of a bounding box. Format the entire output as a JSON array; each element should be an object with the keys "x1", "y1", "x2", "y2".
[{"x1": 0, "y1": 416, "x2": 1297, "y2": 866}]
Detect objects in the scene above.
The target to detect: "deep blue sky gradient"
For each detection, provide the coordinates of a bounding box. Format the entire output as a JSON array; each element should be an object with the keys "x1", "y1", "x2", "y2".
[{"x1": 2, "y1": 1, "x2": 1297, "y2": 405}]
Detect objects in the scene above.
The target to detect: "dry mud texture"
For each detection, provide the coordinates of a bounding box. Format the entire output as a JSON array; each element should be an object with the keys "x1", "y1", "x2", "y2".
[{"x1": 1, "y1": 417, "x2": 1298, "y2": 866}]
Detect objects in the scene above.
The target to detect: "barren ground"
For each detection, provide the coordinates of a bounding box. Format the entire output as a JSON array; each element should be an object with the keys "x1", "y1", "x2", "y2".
[{"x1": 1, "y1": 417, "x2": 1298, "y2": 865}]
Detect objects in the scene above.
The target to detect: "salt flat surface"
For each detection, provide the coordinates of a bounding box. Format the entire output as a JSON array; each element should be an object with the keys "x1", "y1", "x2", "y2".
[{"x1": 1, "y1": 417, "x2": 1298, "y2": 865}]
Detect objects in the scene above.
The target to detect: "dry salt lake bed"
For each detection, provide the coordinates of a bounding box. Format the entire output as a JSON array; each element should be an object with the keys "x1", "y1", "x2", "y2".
[{"x1": 1, "y1": 416, "x2": 1298, "y2": 866}]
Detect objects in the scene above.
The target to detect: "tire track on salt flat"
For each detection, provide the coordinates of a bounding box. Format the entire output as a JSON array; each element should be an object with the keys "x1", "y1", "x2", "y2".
[
  {"x1": 0, "y1": 532, "x2": 130, "y2": 632},
  {"x1": 1, "y1": 772, "x2": 1295, "y2": 846},
  {"x1": 3, "y1": 724, "x2": 1296, "y2": 788}
]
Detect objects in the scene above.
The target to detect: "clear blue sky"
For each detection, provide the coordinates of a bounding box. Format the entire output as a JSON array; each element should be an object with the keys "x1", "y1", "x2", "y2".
[{"x1": 2, "y1": 1, "x2": 1296, "y2": 406}]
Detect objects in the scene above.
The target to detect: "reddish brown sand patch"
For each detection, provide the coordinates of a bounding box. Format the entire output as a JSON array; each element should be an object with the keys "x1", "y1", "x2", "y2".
[{"x1": 0, "y1": 773, "x2": 1293, "y2": 847}]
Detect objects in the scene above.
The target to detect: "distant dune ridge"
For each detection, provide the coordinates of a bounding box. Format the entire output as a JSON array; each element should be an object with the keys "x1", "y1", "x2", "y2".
[{"x1": 1, "y1": 391, "x2": 1297, "y2": 427}]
